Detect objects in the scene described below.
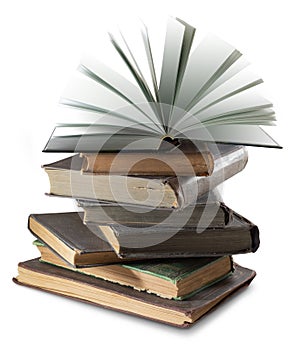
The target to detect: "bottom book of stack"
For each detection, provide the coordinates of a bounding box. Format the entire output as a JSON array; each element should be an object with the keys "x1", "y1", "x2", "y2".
[
  {"x1": 14, "y1": 218, "x2": 256, "y2": 328},
  {"x1": 14, "y1": 258, "x2": 255, "y2": 328}
]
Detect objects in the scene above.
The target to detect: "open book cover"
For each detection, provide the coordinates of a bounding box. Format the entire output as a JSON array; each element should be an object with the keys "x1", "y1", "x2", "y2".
[{"x1": 43, "y1": 17, "x2": 280, "y2": 153}]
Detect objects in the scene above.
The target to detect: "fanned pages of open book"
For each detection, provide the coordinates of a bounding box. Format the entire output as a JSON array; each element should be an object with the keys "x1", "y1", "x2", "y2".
[{"x1": 43, "y1": 17, "x2": 281, "y2": 153}]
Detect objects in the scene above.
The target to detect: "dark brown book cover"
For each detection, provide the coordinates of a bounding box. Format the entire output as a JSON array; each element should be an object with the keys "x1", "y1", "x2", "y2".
[
  {"x1": 78, "y1": 201, "x2": 232, "y2": 227},
  {"x1": 28, "y1": 212, "x2": 133, "y2": 267},
  {"x1": 13, "y1": 258, "x2": 256, "y2": 328},
  {"x1": 99, "y1": 210, "x2": 260, "y2": 259},
  {"x1": 28, "y1": 209, "x2": 257, "y2": 266}
]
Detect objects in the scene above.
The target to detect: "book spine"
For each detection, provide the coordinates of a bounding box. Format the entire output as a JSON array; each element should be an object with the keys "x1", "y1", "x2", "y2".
[
  {"x1": 228, "y1": 208, "x2": 260, "y2": 253},
  {"x1": 174, "y1": 147, "x2": 248, "y2": 208},
  {"x1": 81, "y1": 151, "x2": 214, "y2": 176}
]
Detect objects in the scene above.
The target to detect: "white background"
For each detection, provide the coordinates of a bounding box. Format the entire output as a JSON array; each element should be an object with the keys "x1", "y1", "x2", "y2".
[{"x1": 1, "y1": 1, "x2": 293, "y2": 349}]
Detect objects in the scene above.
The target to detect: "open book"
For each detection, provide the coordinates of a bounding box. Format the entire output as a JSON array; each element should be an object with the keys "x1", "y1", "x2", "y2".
[{"x1": 44, "y1": 17, "x2": 281, "y2": 152}]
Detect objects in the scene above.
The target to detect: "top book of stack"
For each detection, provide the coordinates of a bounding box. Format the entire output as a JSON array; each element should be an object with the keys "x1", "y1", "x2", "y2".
[{"x1": 43, "y1": 17, "x2": 281, "y2": 156}]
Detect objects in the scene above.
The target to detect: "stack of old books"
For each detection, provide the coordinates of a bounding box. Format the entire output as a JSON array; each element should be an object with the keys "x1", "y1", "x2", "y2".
[
  {"x1": 14, "y1": 17, "x2": 280, "y2": 328},
  {"x1": 14, "y1": 143, "x2": 258, "y2": 328}
]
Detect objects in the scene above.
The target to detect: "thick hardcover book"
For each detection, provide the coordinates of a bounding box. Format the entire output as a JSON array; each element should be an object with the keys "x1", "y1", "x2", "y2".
[
  {"x1": 43, "y1": 17, "x2": 280, "y2": 152},
  {"x1": 99, "y1": 211, "x2": 259, "y2": 259},
  {"x1": 35, "y1": 241, "x2": 233, "y2": 300},
  {"x1": 28, "y1": 205, "x2": 234, "y2": 268},
  {"x1": 14, "y1": 259, "x2": 256, "y2": 328},
  {"x1": 42, "y1": 144, "x2": 248, "y2": 209},
  {"x1": 77, "y1": 200, "x2": 232, "y2": 227},
  {"x1": 28, "y1": 212, "x2": 131, "y2": 267}
]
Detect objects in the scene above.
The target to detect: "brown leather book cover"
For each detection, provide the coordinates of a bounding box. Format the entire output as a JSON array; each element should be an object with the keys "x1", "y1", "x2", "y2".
[
  {"x1": 13, "y1": 258, "x2": 256, "y2": 328},
  {"x1": 81, "y1": 149, "x2": 214, "y2": 176}
]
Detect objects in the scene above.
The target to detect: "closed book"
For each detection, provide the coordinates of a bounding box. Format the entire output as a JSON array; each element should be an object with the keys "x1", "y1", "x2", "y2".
[
  {"x1": 99, "y1": 211, "x2": 260, "y2": 259},
  {"x1": 14, "y1": 258, "x2": 256, "y2": 328},
  {"x1": 77, "y1": 200, "x2": 232, "y2": 227},
  {"x1": 27, "y1": 205, "x2": 234, "y2": 268},
  {"x1": 42, "y1": 144, "x2": 248, "y2": 209},
  {"x1": 28, "y1": 212, "x2": 132, "y2": 267},
  {"x1": 80, "y1": 140, "x2": 214, "y2": 176},
  {"x1": 35, "y1": 241, "x2": 233, "y2": 300}
]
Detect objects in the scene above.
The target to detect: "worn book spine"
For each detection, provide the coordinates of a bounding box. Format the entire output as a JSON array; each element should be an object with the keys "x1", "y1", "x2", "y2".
[
  {"x1": 81, "y1": 151, "x2": 214, "y2": 176},
  {"x1": 173, "y1": 146, "x2": 248, "y2": 208}
]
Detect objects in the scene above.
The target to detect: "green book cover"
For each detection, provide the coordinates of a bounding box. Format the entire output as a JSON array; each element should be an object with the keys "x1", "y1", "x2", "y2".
[
  {"x1": 122, "y1": 257, "x2": 226, "y2": 284},
  {"x1": 34, "y1": 240, "x2": 232, "y2": 300}
]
